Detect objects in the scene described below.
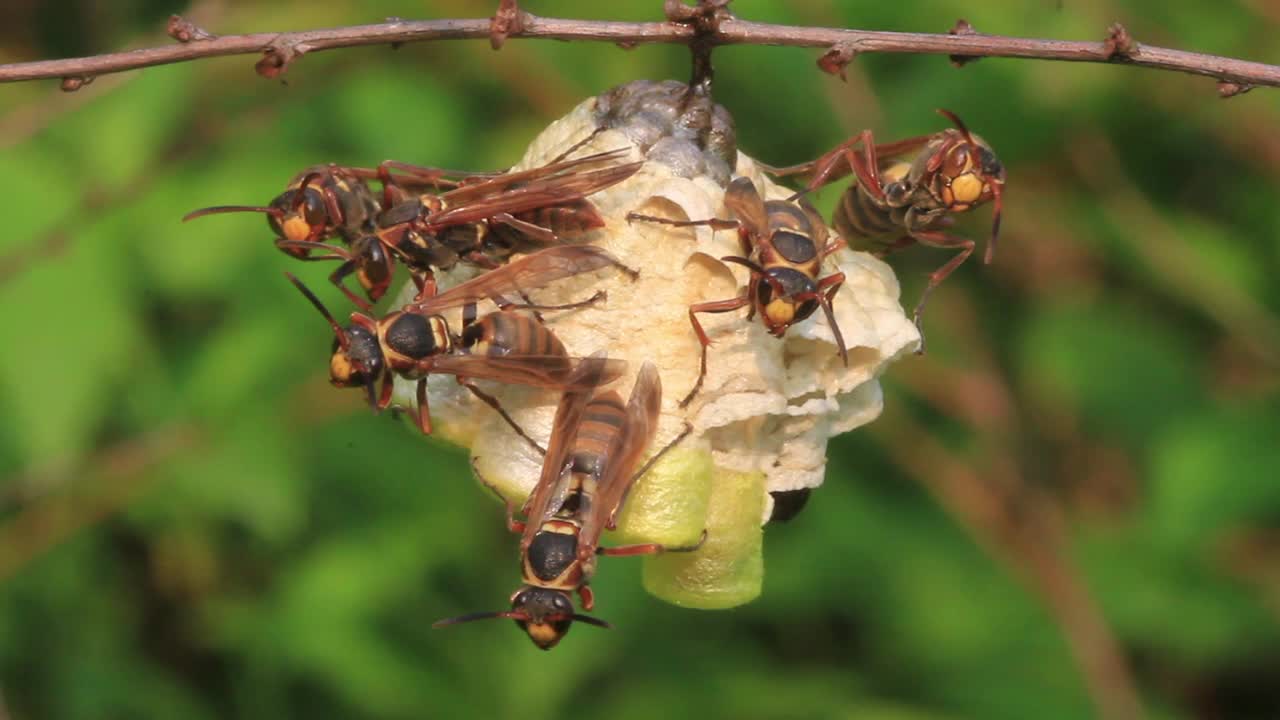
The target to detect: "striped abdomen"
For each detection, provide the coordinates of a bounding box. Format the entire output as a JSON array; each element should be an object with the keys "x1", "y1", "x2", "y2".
[
  {"x1": 833, "y1": 186, "x2": 908, "y2": 249},
  {"x1": 515, "y1": 200, "x2": 605, "y2": 239},
  {"x1": 567, "y1": 391, "x2": 627, "y2": 487},
  {"x1": 462, "y1": 311, "x2": 567, "y2": 362}
]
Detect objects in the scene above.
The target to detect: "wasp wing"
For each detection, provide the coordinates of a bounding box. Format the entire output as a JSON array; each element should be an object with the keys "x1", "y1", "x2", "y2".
[
  {"x1": 424, "y1": 160, "x2": 642, "y2": 230},
  {"x1": 433, "y1": 148, "x2": 631, "y2": 206},
  {"x1": 408, "y1": 245, "x2": 625, "y2": 314},
  {"x1": 427, "y1": 352, "x2": 625, "y2": 391},
  {"x1": 722, "y1": 177, "x2": 770, "y2": 239},
  {"x1": 577, "y1": 362, "x2": 663, "y2": 554},
  {"x1": 516, "y1": 354, "x2": 616, "y2": 552}
]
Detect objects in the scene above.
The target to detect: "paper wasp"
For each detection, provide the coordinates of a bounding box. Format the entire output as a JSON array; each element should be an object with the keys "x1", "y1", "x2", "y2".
[
  {"x1": 277, "y1": 149, "x2": 642, "y2": 310},
  {"x1": 768, "y1": 109, "x2": 1005, "y2": 340},
  {"x1": 286, "y1": 245, "x2": 635, "y2": 438},
  {"x1": 435, "y1": 359, "x2": 699, "y2": 650},
  {"x1": 184, "y1": 146, "x2": 638, "y2": 310},
  {"x1": 181, "y1": 161, "x2": 468, "y2": 306},
  {"x1": 627, "y1": 176, "x2": 848, "y2": 407}
]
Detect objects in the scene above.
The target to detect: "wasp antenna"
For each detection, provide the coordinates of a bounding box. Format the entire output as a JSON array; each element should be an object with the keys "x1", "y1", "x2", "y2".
[
  {"x1": 363, "y1": 378, "x2": 379, "y2": 414},
  {"x1": 820, "y1": 296, "x2": 849, "y2": 367},
  {"x1": 935, "y1": 108, "x2": 974, "y2": 145},
  {"x1": 181, "y1": 205, "x2": 279, "y2": 222},
  {"x1": 283, "y1": 272, "x2": 349, "y2": 350},
  {"x1": 571, "y1": 613, "x2": 613, "y2": 629},
  {"x1": 432, "y1": 610, "x2": 524, "y2": 628},
  {"x1": 985, "y1": 182, "x2": 1004, "y2": 265},
  {"x1": 720, "y1": 255, "x2": 767, "y2": 274}
]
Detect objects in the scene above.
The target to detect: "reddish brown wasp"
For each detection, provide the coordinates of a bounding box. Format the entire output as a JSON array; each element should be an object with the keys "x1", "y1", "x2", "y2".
[
  {"x1": 286, "y1": 245, "x2": 635, "y2": 438},
  {"x1": 768, "y1": 109, "x2": 1005, "y2": 338},
  {"x1": 182, "y1": 163, "x2": 410, "y2": 255},
  {"x1": 628, "y1": 176, "x2": 848, "y2": 407},
  {"x1": 435, "y1": 359, "x2": 699, "y2": 650},
  {"x1": 279, "y1": 149, "x2": 643, "y2": 310}
]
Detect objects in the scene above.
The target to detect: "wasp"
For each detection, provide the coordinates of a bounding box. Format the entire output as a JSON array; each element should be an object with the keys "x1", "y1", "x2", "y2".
[
  {"x1": 286, "y1": 245, "x2": 636, "y2": 439},
  {"x1": 435, "y1": 359, "x2": 699, "y2": 649},
  {"x1": 627, "y1": 176, "x2": 848, "y2": 407},
  {"x1": 768, "y1": 109, "x2": 1005, "y2": 340},
  {"x1": 182, "y1": 161, "x2": 480, "y2": 309},
  {"x1": 339, "y1": 148, "x2": 642, "y2": 307}
]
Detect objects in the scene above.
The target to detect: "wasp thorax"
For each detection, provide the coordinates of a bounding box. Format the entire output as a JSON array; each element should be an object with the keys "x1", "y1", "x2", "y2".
[
  {"x1": 511, "y1": 587, "x2": 576, "y2": 650},
  {"x1": 383, "y1": 312, "x2": 441, "y2": 361}
]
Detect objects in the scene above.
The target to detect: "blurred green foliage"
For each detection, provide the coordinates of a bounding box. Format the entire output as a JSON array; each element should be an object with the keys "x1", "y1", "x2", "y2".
[{"x1": 2, "y1": 1, "x2": 1279, "y2": 718}]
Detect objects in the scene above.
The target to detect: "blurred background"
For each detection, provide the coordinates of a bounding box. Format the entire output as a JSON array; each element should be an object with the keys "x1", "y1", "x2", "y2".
[{"x1": 2, "y1": 1, "x2": 1279, "y2": 718}]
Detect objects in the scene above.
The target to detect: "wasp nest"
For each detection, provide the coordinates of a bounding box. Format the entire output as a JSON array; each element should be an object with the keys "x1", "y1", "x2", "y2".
[{"x1": 392, "y1": 81, "x2": 920, "y2": 609}]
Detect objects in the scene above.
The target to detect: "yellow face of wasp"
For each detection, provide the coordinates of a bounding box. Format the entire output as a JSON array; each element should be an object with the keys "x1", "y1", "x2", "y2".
[
  {"x1": 763, "y1": 299, "x2": 797, "y2": 333},
  {"x1": 329, "y1": 351, "x2": 358, "y2": 387},
  {"x1": 281, "y1": 215, "x2": 313, "y2": 242},
  {"x1": 948, "y1": 172, "x2": 985, "y2": 206}
]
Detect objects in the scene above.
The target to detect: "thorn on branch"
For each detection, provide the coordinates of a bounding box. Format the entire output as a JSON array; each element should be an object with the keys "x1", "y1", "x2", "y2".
[
  {"x1": 817, "y1": 43, "x2": 857, "y2": 81},
  {"x1": 59, "y1": 76, "x2": 94, "y2": 92},
  {"x1": 255, "y1": 41, "x2": 309, "y2": 79},
  {"x1": 1217, "y1": 80, "x2": 1255, "y2": 98},
  {"x1": 1103, "y1": 23, "x2": 1137, "y2": 60},
  {"x1": 948, "y1": 19, "x2": 981, "y2": 68},
  {"x1": 489, "y1": 0, "x2": 528, "y2": 51},
  {"x1": 166, "y1": 15, "x2": 217, "y2": 43}
]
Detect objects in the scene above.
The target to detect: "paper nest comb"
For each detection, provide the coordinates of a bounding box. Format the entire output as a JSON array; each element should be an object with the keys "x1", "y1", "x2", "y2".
[{"x1": 390, "y1": 80, "x2": 920, "y2": 609}]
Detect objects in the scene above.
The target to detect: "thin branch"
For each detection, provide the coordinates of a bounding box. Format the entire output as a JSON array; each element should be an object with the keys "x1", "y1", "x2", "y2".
[{"x1": 0, "y1": 8, "x2": 1277, "y2": 93}]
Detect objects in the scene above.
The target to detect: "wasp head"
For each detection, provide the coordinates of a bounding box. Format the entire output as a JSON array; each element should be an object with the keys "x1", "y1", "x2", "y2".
[
  {"x1": 285, "y1": 272, "x2": 384, "y2": 410},
  {"x1": 933, "y1": 109, "x2": 1006, "y2": 263},
  {"x1": 755, "y1": 266, "x2": 820, "y2": 337},
  {"x1": 431, "y1": 585, "x2": 611, "y2": 650},
  {"x1": 268, "y1": 186, "x2": 332, "y2": 254},
  {"x1": 509, "y1": 586, "x2": 578, "y2": 650},
  {"x1": 328, "y1": 322, "x2": 384, "y2": 391}
]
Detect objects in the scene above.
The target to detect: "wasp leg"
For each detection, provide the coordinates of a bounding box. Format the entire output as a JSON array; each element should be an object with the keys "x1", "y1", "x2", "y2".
[
  {"x1": 459, "y1": 380, "x2": 547, "y2": 456},
  {"x1": 415, "y1": 378, "x2": 434, "y2": 435},
  {"x1": 816, "y1": 272, "x2": 849, "y2": 366},
  {"x1": 328, "y1": 259, "x2": 375, "y2": 311},
  {"x1": 906, "y1": 229, "x2": 976, "y2": 354},
  {"x1": 411, "y1": 271, "x2": 439, "y2": 304},
  {"x1": 597, "y1": 529, "x2": 708, "y2": 557},
  {"x1": 680, "y1": 294, "x2": 751, "y2": 408},
  {"x1": 548, "y1": 125, "x2": 607, "y2": 164},
  {"x1": 873, "y1": 235, "x2": 918, "y2": 259},
  {"x1": 470, "y1": 457, "x2": 528, "y2": 534},
  {"x1": 577, "y1": 585, "x2": 595, "y2": 611},
  {"x1": 491, "y1": 212, "x2": 559, "y2": 244},
  {"x1": 459, "y1": 251, "x2": 503, "y2": 270},
  {"x1": 497, "y1": 289, "x2": 606, "y2": 314}
]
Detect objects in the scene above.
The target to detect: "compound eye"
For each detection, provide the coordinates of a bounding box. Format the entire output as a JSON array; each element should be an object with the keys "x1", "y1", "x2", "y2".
[
  {"x1": 302, "y1": 189, "x2": 328, "y2": 227},
  {"x1": 944, "y1": 145, "x2": 970, "y2": 176},
  {"x1": 977, "y1": 147, "x2": 1004, "y2": 178},
  {"x1": 755, "y1": 279, "x2": 774, "y2": 306},
  {"x1": 552, "y1": 594, "x2": 573, "y2": 613}
]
